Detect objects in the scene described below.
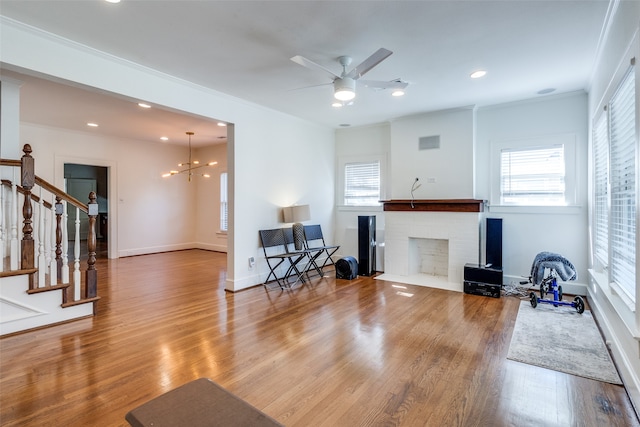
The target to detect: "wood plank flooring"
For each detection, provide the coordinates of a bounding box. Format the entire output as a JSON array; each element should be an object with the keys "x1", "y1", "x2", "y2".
[{"x1": 1, "y1": 249, "x2": 638, "y2": 426}]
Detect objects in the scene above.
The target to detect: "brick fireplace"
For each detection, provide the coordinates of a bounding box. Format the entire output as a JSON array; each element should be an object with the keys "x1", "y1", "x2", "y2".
[{"x1": 377, "y1": 200, "x2": 484, "y2": 292}]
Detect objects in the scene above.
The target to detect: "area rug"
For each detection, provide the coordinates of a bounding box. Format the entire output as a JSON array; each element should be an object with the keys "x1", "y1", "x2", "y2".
[{"x1": 507, "y1": 300, "x2": 622, "y2": 384}]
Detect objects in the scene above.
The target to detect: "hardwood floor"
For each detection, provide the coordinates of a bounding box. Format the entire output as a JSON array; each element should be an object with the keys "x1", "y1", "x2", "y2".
[{"x1": 1, "y1": 249, "x2": 637, "y2": 426}]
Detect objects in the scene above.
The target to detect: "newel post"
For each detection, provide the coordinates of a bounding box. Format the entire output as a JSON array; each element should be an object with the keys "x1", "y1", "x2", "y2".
[
  {"x1": 85, "y1": 192, "x2": 98, "y2": 299},
  {"x1": 20, "y1": 144, "x2": 35, "y2": 270}
]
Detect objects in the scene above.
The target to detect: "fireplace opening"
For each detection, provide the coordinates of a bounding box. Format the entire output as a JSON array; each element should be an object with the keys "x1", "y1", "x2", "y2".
[{"x1": 408, "y1": 238, "x2": 449, "y2": 279}]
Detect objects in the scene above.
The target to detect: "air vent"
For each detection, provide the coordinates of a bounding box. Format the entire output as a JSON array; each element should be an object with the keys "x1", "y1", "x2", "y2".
[{"x1": 419, "y1": 135, "x2": 440, "y2": 150}]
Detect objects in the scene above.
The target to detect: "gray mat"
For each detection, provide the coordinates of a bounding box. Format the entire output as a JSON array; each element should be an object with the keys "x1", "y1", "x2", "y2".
[{"x1": 507, "y1": 300, "x2": 622, "y2": 385}]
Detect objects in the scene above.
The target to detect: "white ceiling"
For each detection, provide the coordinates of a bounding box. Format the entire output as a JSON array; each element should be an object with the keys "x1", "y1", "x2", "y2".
[{"x1": 0, "y1": 0, "x2": 610, "y2": 146}]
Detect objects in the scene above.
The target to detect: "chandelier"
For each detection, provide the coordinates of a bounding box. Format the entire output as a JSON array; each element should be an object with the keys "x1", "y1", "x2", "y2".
[{"x1": 162, "y1": 131, "x2": 218, "y2": 181}]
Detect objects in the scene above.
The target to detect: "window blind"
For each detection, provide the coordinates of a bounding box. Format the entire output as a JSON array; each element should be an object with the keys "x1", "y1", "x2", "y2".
[
  {"x1": 500, "y1": 145, "x2": 566, "y2": 205},
  {"x1": 593, "y1": 112, "x2": 609, "y2": 265},
  {"x1": 609, "y1": 67, "x2": 636, "y2": 300},
  {"x1": 344, "y1": 161, "x2": 380, "y2": 206}
]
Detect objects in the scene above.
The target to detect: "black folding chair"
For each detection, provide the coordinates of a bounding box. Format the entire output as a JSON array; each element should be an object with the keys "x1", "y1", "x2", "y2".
[
  {"x1": 284, "y1": 227, "x2": 324, "y2": 279},
  {"x1": 259, "y1": 228, "x2": 308, "y2": 288},
  {"x1": 303, "y1": 224, "x2": 340, "y2": 271}
]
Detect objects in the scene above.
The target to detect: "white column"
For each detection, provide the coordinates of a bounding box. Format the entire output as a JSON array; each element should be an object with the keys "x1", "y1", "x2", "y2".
[
  {"x1": 10, "y1": 169, "x2": 18, "y2": 271},
  {"x1": 61, "y1": 201, "x2": 69, "y2": 284},
  {"x1": 49, "y1": 196, "x2": 57, "y2": 286},
  {"x1": 37, "y1": 188, "x2": 46, "y2": 287}
]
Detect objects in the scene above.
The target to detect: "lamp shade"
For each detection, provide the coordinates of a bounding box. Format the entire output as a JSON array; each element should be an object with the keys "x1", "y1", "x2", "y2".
[{"x1": 283, "y1": 204, "x2": 310, "y2": 223}]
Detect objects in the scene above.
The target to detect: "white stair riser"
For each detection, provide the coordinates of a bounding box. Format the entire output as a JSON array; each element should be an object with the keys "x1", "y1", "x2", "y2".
[{"x1": 0, "y1": 274, "x2": 93, "y2": 335}]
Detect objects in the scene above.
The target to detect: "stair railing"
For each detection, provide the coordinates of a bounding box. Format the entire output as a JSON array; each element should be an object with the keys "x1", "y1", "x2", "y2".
[{"x1": 0, "y1": 144, "x2": 99, "y2": 308}]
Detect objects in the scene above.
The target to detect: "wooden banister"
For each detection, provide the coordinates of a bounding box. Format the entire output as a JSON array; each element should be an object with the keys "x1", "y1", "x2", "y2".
[
  {"x1": 0, "y1": 159, "x2": 21, "y2": 167},
  {"x1": 1, "y1": 164, "x2": 88, "y2": 214},
  {"x1": 1, "y1": 143, "x2": 100, "y2": 315},
  {"x1": 1, "y1": 180, "x2": 53, "y2": 209},
  {"x1": 35, "y1": 176, "x2": 88, "y2": 213}
]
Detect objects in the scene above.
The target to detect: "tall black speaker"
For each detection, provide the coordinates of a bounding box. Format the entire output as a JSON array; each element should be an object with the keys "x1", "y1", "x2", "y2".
[
  {"x1": 486, "y1": 218, "x2": 502, "y2": 270},
  {"x1": 358, "y1": 215, "x2": 376, "y2": 276}
]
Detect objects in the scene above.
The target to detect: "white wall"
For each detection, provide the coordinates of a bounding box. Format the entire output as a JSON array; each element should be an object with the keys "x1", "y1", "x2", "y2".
[
  {"x1": 0, "y1": 17, "x2": 335, "y2": 291},
  {"x1": 390, "y1": 108, "x2": 475, "y2": 199},
  {"x1": 195, "y1": 143, "x2": 228, "y2": 253},
  {"x1": 20, "y1": 122, "x2": 201, "y2": 258},
  {"x1": 334, "y1": 123, "x2": 389, "y2": 263},
  {"x1": 476, "y1": 92, "x2": 589, "y2": 292},
  {"x1": 236, "y1": 114, "x2": 335, "y2": 286},
  {"x1": 336, "y1": 96, "x2": 588, "y2": 292},
  {"x1": 334, "y1": 109, "x2": 476, "y2": 268},
  {"x1": 585, "y1": 0, "x2": 640, "y2": 411},
  {"x1": 0, "y1": 77, "x2": 22, "y2": 160}
]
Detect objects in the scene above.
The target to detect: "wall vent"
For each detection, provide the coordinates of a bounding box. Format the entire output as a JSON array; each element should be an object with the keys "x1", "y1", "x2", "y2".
[{"x1": 419, "y1": 135, "x2": 440, "y2": 150}]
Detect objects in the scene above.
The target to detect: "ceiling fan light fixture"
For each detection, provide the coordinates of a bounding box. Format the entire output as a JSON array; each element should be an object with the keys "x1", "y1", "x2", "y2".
[{"x1": 334, "y1": 77, "x2": 356, "y2": 101}]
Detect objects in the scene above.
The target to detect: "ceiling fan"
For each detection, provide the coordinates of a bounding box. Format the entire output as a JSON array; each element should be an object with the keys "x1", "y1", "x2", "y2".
[{"x1": 290, "y1": 48, "x2": 408, "y2": 103}]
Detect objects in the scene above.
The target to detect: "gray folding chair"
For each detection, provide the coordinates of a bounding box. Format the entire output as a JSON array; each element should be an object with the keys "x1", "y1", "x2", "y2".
[
  {"x1": 303, "y1": 224, "x2": 340, "y2": 271},
  {"x1": 259, "y1": 228, "x2": 308, "y2": 288}
]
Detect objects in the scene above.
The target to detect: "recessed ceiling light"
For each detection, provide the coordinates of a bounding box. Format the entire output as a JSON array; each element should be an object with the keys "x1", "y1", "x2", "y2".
[
  {"x1": 391, "y1": 89, "x2": 405, "y2": 97},
  {"x1": 217, "y1": 122, "x2": 227, "y2": 127},
  {"x1": 138, "y1": 102, "x2": 151, "y2": 109},
  {"x1": 537, "y1": 88, "x2": 556, "y2": 95},
  {"x1": 470, "y1": 70, "x2": 487, "y2": 79},
  {"x1": 87, "y1": 122, "x2": 99, "y2": 127},
  {"x1": 105, "y1": 0, "x2": 121, "y2": 3},
  {"x1": 160, "y1": 136, "x2": 169, "y2": 141}
]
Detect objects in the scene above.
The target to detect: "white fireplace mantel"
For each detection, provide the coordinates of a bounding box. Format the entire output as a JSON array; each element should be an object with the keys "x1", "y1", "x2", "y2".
[{"x1": 377, "y1": 200, "x2": 484, "y2": 292}]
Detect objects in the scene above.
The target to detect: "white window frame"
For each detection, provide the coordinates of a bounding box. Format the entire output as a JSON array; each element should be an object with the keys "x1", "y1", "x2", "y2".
[
  {"x1": 608, "y1": 65, "x2": 636, "y2": 305},
  {"x1": 592, "y1": 110, "x2": 609, "y2": 267},
  {"x1": 490, "y1": 133, "x2": 577, "y2": 212},
  {"x1": 589, "y1": 35, "x2": 638, "y2": 316},
  {"x1": 337, "y1": 154, "x2": 386, "y2": 209}
]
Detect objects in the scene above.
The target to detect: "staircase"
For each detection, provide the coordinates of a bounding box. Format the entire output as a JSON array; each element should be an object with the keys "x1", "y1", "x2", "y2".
[{"x1": 0, "y1": 144, "x2": 99, "y2": 336}]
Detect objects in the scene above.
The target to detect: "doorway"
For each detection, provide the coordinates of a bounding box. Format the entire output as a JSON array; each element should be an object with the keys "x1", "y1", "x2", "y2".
[{"x1": 64, "y1": 164, "x2": 108, "y2": 258}]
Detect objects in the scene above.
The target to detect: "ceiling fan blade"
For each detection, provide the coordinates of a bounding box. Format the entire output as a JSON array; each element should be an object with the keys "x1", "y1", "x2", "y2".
[
  {"x1": 291, "y1": 55, "x2": 340, "y2": 80},
  {"x1": 345, "y1": 48, "x2": 393, "y2": 80},
  {"x1": 288, "y1": 82, "x2": 332, "y2": 91},
  {"x1": 360, "y1": 79, "x2": 408, "y2": 90}
]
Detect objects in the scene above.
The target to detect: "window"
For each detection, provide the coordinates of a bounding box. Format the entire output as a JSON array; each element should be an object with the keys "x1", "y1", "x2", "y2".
[
  {"x1": 592, "y1": 112, "x2": 609, "y2": 265},
  {"x1": 500, "y1": 144, "x2": 566, "y2": 205},
  {"x1": 220, "y1": 172, "x2": 228, "y2": 232},
  {"x1": 344, "y1": 160, "x2": 380, "y2": 206},
  {"x1": 491, "y1": 134, "x2": 576, "y2": 209},
  {"x1": 609, "y1": 67, "x2": 636, "y2": 301}
]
